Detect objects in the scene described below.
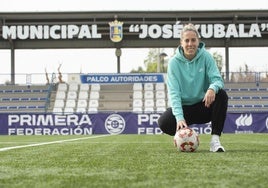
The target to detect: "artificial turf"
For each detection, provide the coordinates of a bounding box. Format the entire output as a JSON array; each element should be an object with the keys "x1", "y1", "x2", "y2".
[{"x1": 0, "y1": 134, "x2": 267, "y2": 188}]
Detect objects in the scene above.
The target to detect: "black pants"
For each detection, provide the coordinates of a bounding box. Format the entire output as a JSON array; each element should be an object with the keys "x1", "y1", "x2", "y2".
[{"x1": 158, "y1": 89, "x2": 228, "y2": 136}]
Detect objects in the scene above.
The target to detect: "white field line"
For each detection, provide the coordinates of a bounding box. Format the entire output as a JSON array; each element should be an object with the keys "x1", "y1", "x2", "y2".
[{"x1": 0, "y1": 134, "x2": 111, "y2": 152}]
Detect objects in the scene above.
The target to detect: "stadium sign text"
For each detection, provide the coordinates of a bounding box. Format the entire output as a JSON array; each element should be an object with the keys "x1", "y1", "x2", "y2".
[
  {"x1": 7, "y1": 114, "x2": 93, "y2": 135},
  {"x1": 2, "y1": 22, "x2": 268, "y2": 40},
  {"x1": 129, "y1": 22, "x2": 268, "y2": 39},
  {"x1": 0, "y1": 113, "x2": 267, "y2": 135},
  {"x1": 80, "y1": 73, "x2": 164, "y2": 84},
  {"x1": 2, "y1": 24, "x2": 101, "y2": 40},
  {"x1": 8, "y1": 114, "x2": 92, "y2": 126}
]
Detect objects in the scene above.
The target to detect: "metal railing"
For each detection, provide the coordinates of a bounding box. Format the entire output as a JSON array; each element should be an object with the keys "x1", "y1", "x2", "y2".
[
  {"x1": 0, "y1": 72, "x2": 268, "y2": 85},
  {"x1": 44, "y1": 73, "x2": 57, "y2": 113}
]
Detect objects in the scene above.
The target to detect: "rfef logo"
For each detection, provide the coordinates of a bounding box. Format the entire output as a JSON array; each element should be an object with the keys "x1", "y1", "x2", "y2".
[{"x1": 105, "y1": 114, "x2": 125, "y2": 134}]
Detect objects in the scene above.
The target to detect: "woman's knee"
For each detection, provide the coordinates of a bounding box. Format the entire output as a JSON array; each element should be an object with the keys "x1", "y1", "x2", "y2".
[
  {"x1": 217, "y1": 89, "x2": 228, "y2": 102},
  {"x1": 157, "y1": 112, "x2": 167, "y2": 131},
  {"x1": 158, "y1": 108, "x2": 176, "y2": 136}
]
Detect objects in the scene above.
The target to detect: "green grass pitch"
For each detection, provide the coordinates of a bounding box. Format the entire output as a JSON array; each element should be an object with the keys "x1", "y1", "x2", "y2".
[{"x1": 0, "y1": 134, "x2": 267, "y2": 188}]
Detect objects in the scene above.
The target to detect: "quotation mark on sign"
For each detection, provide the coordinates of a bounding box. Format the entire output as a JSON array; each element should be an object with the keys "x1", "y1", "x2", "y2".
[
  {"x1": 129, "y1": 25, "x2": 140, "y2": 32},
  {"x1": 261, "y1": 23, "x2": 268, "y2": 31}
]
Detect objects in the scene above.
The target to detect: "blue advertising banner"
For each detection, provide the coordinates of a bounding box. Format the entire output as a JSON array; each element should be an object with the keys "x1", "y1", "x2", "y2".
[
  {"x1": 224, "y1": 113, "x2": 268, "y2": 133},
  {"x1": 0, "y1": 112, "x2": 267, "y2": 135},
  {"x1": 80, "y1": 73, "x2": 164, "y2": 84}
]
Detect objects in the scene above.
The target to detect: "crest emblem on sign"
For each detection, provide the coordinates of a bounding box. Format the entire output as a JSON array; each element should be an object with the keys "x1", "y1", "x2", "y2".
[{"x1": 109, "y1": 18, "x2": 123, "y2": 42}]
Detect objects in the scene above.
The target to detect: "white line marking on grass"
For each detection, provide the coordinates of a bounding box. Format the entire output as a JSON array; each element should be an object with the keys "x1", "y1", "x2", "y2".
[{"x1": 0, "y1": 135, "x2": 111, "y2": 152}]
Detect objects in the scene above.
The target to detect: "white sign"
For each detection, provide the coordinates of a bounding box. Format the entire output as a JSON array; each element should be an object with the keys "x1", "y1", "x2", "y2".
[{"x1": 2, "y1": 22, "x2": 268, "y2": 40}]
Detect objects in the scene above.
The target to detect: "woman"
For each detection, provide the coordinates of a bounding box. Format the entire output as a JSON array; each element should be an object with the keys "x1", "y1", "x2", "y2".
[{"x1": 158, "y1": 23, "x2": 228, "y2": 152}]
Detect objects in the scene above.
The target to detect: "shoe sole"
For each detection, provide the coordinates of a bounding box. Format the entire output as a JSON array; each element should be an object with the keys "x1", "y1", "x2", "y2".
[
  {"x1": 210, "y1": 147, "x2": 225, "y2": 152},
  {"x1": 216, "y1": 148, "x2": 225, "y2": 152}
]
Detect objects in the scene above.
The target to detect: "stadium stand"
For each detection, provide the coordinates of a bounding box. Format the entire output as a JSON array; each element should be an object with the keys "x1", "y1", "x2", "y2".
[
  {"x1": 98, "y1": 84, "x2": 133, "y2": 112},
  {"x1": 156, "y1": 99, "x2": 167, "y2": 113},
  {"x1": 225, "y1": 82, "x2": 268, "y2": 112},
  {"x1": 132, "y1": 99, "x2": 143, "y2": 113},
  {"x1": 0, "y1": 85, "x2": 50, "y2": 113},
  {"x1": 57, "y1": 83, "x2": 68, "y2": 92},
  {"x1": 50, "y1": 82, "x2": 167, "y2": 113},
  {"x1": 51, "y1": 82, "x2": 268, "y2": 113},
  {"x1": 133, "y1": 83, "x2": 143, "y2": 91},
  {"x1": 0, "y1": 81, "x2": 268, "y2": 114},
  {"x1": 68, "y1": 83, "x2": 79, "y2": 91},
  {"x1": 80, "y1": 84, "x2": 90, "y2": 91},
  {"x1": 144, "y1": 83, "x2": 154, "y2": 91}
]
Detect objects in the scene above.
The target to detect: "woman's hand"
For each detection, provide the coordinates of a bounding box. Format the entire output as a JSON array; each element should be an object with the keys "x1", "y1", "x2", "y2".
[
  {"x1": 203, "y1": 89, "x2": 215, "y2": 108},
  {"x1": 176, "y1": 120, "x2": 188, "y2": 131}
]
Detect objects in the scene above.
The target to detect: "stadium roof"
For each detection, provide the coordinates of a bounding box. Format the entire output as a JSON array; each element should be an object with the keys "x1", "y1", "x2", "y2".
[
  {"x1": 1, "y1": 10, "x2": 267, "y2": 83},
  {"x1": 0, "y1": 10, "x2": 268, "y2": 49}
]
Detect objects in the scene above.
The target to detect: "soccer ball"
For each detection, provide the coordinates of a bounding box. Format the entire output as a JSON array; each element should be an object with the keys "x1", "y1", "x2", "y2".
[{"x1": 174, "y1": 127, "x2": 199, "y2": 152}]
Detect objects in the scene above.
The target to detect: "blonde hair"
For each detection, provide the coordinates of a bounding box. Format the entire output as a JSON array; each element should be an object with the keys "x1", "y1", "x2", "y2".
[{"x1": 181, "y1": 23, "x2": 200, "y2": 39}]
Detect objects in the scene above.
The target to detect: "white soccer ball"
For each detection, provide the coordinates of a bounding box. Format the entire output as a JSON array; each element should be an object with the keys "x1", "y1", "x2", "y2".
[{"x1": 173, "y1": 127, "x2": 199, "y2": 152}]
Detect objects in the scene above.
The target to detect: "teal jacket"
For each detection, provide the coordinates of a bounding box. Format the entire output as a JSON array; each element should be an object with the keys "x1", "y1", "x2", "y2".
[{"x1": 167, "y1": 42, "x2": 224, "y2": 122}]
